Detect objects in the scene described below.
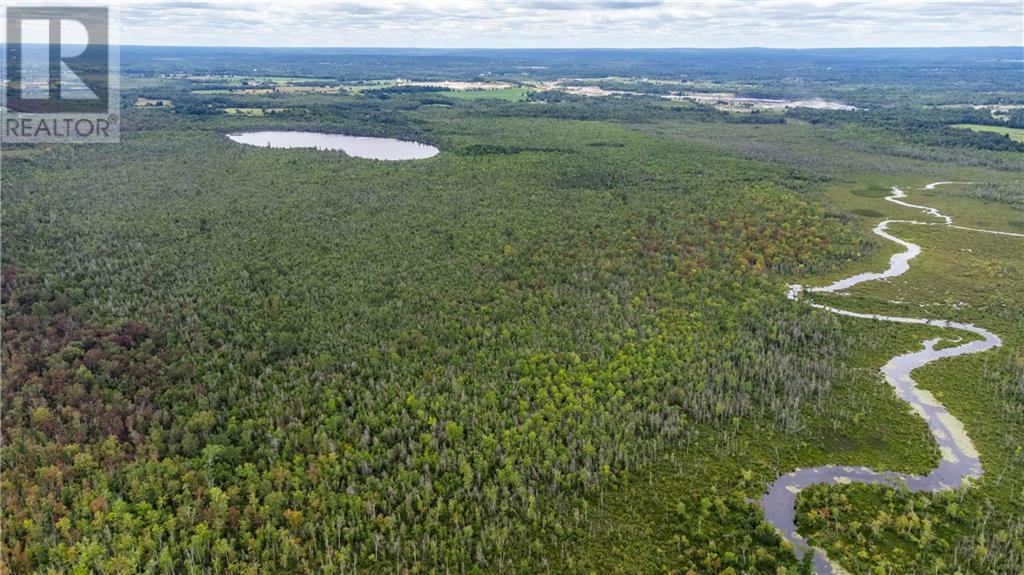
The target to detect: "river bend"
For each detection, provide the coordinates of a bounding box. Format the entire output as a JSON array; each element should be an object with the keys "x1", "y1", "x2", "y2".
[{"x1": 760, "y1": 183, "x2": 1023, "y2": 574}]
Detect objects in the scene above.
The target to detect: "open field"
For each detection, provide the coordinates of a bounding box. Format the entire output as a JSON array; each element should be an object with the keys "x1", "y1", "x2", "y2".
[
  {"x1": 952, "y1": 123, "x2": 1024, "y2": 142},
  {"x1": 222, "y1": 107, "x2": 291, "y2": 116},
  {"x1": 133, "y1": 97, "x2": 173, "y2": 107},
  {"x1": 275, "y1": 86, "x2": 343, "y2": 94},
  {"x1": 434, "y1": 87, "x2": 530, "y2": 101},
  {"x1": 188, "y1": 75, "x2": 335, "y2": 85}
]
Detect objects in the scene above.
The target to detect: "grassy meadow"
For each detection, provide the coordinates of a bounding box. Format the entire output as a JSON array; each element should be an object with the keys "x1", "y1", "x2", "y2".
[{"x1": 952, "y1": 123, "x2": 1024, "y2": 143}]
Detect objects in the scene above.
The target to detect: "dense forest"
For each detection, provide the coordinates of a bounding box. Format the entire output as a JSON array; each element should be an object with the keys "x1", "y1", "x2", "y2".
[
  {"x1": 2, "y1": 110, "x2": 864, "y2": 572},
  {"x1": 3, "y1": 46, "x2": 1024, "y2": 574}
]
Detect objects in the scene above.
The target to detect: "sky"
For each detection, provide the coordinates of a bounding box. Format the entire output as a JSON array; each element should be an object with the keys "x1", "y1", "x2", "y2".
[{"x1": 7, "y1": 0, "x2": 1024, "y2": 48}]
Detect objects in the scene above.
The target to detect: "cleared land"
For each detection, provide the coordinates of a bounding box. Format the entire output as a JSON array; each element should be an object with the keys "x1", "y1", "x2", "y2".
[
  {"x1": 434, "y1": 87, "x2": 530, "y2": 101},
  {"x1": 221, "y1": 107, "x2": 291, "y2": 116},
  {"x1": 952, "y1": 123, "x2": 1024, "y2": 142}
]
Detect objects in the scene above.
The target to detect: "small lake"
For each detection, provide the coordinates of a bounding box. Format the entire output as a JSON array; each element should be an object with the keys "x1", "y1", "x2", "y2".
[{"x1": 226, "y1": 131, "x2": 439, "y2": 160}]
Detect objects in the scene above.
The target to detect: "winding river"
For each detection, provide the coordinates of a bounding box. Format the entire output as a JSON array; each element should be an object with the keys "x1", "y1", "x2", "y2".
[{"x1": 760, "y1": 183, "x2": 1024, "y2": 574}]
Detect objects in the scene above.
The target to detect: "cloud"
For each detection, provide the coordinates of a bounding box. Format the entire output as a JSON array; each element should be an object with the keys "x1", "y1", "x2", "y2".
[
  {"x1": 592, "y1": 1, "x2": 664, "y2": 9},
  {"x1": 507, "y1": 1, "x2": 662, "y2": 12},
  {"x1": 105, "y1": 0, "x2": 1022, "y2": 48}
]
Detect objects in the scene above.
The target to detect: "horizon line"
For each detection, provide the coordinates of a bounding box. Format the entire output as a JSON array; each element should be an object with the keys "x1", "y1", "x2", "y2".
[{"x1": 8, "y1": 43, "x2": 1023, "y2": 51}]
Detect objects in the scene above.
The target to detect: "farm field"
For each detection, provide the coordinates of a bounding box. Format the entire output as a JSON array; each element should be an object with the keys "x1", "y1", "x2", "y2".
[
  {"x1": 436, "y1": 86, "x2": 530, "y2": 101},
  {"x1": 222, "y1": 107, "x2": 291, "y2": 116},
  {"x1": 133, "y1": 97, "x2": 173, "y2": 107},
  {"x1": 952, "y1": 123, "x2": 1024, "y2": 142}
]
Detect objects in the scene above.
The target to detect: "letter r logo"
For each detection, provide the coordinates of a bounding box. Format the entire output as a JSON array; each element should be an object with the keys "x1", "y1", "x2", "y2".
[{"x1": 4, "y1": 6, "x2": 111, "y2": 114}]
